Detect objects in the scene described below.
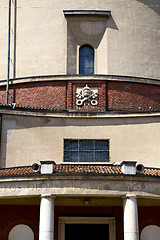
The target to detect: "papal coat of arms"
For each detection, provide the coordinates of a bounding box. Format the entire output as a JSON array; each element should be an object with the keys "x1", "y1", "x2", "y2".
[{"x1": 76, "y1": 85, "x2": 98, "y2": 106}]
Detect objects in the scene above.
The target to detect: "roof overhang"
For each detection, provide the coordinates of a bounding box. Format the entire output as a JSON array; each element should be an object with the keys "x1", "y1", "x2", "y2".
[{"x1": 63, "y1": 10, "x2": 111, "y2": 17}]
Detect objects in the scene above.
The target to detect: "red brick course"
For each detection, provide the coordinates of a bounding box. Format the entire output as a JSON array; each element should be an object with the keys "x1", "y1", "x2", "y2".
[
  {"x1": 0, "y1": 81, "x2": 67, "y2": 109},
  {"x1": 67, "y1": 82, "x2": 73, "y2": 109},
  {"x1": 108, "y1": 81, "x2": 160, "y2": 110},
  {"x1": 0, "y1": 80, "x2": 160, "y2": 111}
]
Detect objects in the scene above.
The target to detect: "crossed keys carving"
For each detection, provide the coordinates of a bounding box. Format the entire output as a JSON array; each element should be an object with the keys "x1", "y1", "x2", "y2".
[{"x1": 76, "y1": 85, "x2": 98, "y2": 106}]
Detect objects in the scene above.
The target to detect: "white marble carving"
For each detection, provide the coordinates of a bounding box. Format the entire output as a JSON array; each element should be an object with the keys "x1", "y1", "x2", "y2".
[{"x1": 76, "y1": 85, "x2": 98, "y2": 106}]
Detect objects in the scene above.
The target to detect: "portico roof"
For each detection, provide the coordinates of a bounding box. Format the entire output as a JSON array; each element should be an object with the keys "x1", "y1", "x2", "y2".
[{"x1": 0, "y1": 164, "x2": 160, "y2": 178}]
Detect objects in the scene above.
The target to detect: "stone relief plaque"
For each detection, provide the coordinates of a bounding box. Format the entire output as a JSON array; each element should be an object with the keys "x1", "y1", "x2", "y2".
[{"x1": 76, "y1": 85, "x2": 98, "y2": 106}]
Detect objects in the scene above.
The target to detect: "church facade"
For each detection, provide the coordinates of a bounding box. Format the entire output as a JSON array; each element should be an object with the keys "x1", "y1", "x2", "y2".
[{"x1": 0, "y1": 0, "x2": 160, "y2": 240}]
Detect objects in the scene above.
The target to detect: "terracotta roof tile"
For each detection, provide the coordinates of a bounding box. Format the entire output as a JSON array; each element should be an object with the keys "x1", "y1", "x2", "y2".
[
  {"x1": 54, "y1": 165, "x2": 123, "y2": 175},
  {"x1": 0, "y1": 165, "x2": 160, "y2": 178},
  {"x1": 138, "y1": 168, "x2": 160, "y2": 177},
  {"x1": 0, "y1": 166, "x2": 40, "y2": 177}
]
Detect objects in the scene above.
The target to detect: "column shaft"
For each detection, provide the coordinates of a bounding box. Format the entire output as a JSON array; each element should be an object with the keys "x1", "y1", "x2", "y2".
[
  {"x1": 123, "y1": 195, "x2": 139, "y2": 240},
  {"x1": 39, "y1": 195, "x2": 54, "y2": 240}
]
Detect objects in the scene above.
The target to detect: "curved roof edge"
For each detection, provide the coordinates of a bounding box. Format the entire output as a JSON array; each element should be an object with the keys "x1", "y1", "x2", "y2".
[
  {"x1": 0, "y1": 164, "x2": 160, "y2": 178},
  {"x1": 0, "y1": 74, "x2": 160, "y2": 86}
]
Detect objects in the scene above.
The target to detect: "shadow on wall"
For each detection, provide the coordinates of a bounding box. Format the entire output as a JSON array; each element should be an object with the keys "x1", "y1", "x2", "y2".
[
  {"x1": 107, "y1": 15, "x2": 119, "y2": 31},
  {"x1": 66, "y1": 14, "x2": 118, "y2": 74},
  {"x1": 136, "y1": 0, "x2": 160, "y2": 15},
  {"x1": 0, "y1": 118, "x2": 18, "y2": 168}
]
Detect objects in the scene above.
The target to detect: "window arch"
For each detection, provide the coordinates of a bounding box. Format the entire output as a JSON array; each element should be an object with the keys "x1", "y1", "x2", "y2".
[{"x1": 79, "y1": 45, "x2": 94, "y2": 74}]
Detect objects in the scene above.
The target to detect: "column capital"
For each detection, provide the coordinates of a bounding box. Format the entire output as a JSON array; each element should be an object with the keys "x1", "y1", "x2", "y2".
[
  {"x1": 40, "y1": 194, "x2": 56, "y2": 199},
  {"x1": 122, "y1": 194, "x2": 138, "y2": 199}
]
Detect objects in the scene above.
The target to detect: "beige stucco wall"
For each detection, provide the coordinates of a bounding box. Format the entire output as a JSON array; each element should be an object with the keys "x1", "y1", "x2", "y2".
[
  {"x1": 0, "y1": 0, "x2": 160, "y2": 80},
  {"x1": 0, "y1": 1, "x2": 8, "y2": 80},
  {"x1": 1, "y1": 113, "x2": 160, "y2": 168}
]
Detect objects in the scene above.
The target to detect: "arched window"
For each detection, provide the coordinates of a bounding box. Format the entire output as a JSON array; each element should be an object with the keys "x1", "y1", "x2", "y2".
[
  {"x1": 79, "y1": 45, "x2": 94, "y2": 74},
  {"x1": 9, "y1": 224, "x2": 34, "y2": 240},
  {"x1": 140, "y1": 225, "x2": 160, "y2": 240}
]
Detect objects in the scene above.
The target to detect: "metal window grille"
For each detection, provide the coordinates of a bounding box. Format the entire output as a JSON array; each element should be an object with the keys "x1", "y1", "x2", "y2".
[{"x1": 64, "y1": 139, "x2": 109, "y2": 162}]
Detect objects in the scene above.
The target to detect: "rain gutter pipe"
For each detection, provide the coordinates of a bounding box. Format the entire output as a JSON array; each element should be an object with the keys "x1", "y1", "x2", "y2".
[{"x1": 6, "y1": 0, "x2": 11, "y2": 105}]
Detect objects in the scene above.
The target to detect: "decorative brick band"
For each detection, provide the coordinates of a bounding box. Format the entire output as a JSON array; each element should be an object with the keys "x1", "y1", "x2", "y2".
[{"x1": 0, "y1": 78, "x2": 160, "y2": 111}]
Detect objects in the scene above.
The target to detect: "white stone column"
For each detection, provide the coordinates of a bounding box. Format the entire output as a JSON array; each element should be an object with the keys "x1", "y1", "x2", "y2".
[
  {"x1": 39, "y1": 195, "x2": 55, "y2": 240},
  {"x1": 123, "y1": 194, "x2": 139, "y2": 240}
]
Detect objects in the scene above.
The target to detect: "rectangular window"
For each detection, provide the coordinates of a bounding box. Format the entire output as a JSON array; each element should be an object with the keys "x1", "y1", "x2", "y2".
[
  {"x1": 65, "y1": 224, "x2": 109, "y2": 240},
  {"x1": 59, "y1": 217, "x2": 116, "y2": 240},
  {"x1": 64, "y1": 139, "x2": 109, "y2": 163}
]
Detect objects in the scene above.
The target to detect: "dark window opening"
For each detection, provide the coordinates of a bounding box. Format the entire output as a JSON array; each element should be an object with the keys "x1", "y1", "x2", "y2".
[
  {"x1": 64, "y1": 139, "x2": 110, "y2": 162},
  {"x1": 79, "y1": 45, "x2": 94, "y2": 74},
  {"x1": 65, "y1": 224, "x2": 109, "y2": 240}
]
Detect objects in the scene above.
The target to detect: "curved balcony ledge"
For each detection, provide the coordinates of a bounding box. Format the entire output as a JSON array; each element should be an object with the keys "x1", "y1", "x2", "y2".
[
  {"x1": 0, "y1": 74, "x2": 160, "y2": 87},
  {"x1": 0, "y1": 104, "x2": 160, "y2": 119}
]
